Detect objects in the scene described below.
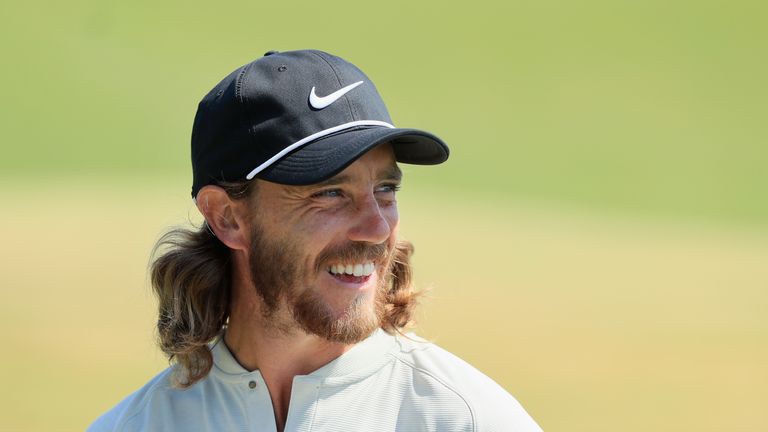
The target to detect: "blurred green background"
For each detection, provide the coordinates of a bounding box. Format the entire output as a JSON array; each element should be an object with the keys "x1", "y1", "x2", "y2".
[{"x1": 1, "y1": 0, "x2": 766, "y2": 431}]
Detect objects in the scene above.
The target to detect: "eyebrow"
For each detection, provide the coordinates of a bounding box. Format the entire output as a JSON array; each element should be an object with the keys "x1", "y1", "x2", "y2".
[
  {"x1": 382, "y1": 164, "x2": 403, "y2": 182},
  {"x1": 312, "y1": 164, "x2": 402, "y2": 188}
]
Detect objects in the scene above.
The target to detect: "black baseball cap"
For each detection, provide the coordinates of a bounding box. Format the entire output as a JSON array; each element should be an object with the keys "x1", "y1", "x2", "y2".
[{"x1": 191, "y1": 49, "x2": 449, "y2": 198}]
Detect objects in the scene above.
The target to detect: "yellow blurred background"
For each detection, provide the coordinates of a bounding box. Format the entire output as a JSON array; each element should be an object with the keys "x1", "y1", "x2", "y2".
[{"x1": 1, "y1": 1, "x2": 766, "y2": 431}]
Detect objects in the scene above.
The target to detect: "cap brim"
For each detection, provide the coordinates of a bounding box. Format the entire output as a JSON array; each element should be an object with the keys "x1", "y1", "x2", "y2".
[{"x1": 255, "y1": 126, "x2": 449, "y2": 185}]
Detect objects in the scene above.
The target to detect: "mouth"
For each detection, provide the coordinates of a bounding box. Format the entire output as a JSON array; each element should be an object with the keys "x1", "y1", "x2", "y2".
[{"x1": 327, "y1": 261, "x2": 376, "y2": 284}]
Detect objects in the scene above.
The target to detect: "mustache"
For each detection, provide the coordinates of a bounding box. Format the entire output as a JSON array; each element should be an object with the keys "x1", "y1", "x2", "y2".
[{"x1": 315, "y1": 242, "x2": 390, "y2": 271}]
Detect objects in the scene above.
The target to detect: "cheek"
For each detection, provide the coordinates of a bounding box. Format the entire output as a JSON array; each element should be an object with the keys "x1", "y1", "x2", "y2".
[
  {"x1": 385, "y1": 206, "x2": 400, "y2": 231},
  {"x1": 292, "y1": 213, "x2": 345, "y2": 263}
]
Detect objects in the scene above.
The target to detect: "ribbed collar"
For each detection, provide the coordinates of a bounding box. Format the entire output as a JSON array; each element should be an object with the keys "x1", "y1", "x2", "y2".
[{"x1": 211, "y1": 329, "x2": 398, "y2": 384}]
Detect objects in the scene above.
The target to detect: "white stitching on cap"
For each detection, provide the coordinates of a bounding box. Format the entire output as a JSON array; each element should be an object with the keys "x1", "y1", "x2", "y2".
[{"x1": 245, "y1": 120, "x2": 395, "y2": 180}]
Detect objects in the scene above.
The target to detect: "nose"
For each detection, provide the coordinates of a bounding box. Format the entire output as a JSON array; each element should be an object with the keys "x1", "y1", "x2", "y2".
[{"x1": 347, "y1": 194, "x2": 395, "y2": 244}]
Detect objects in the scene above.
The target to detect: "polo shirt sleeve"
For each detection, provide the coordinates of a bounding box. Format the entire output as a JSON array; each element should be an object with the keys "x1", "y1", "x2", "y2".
[
  {"x1": 395, "y1": 338, "x2": 543, "y2": 432},
  {"x1": 87, "y1": 391, "x2": 137, "y2": 432}
]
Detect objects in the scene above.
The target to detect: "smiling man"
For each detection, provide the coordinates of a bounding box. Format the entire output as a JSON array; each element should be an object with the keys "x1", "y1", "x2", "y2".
[{"x1": 89, "y1": 50, "x2": 542, "y2": 432}]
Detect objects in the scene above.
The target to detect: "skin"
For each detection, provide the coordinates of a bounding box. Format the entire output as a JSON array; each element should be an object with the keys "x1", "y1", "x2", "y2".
[{"x1": 195, "y1": 144, "x2": 402, "y2": 431}]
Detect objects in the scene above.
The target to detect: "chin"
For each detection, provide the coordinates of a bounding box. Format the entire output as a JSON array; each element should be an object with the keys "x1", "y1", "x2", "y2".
[{"x1": 292, "y1": 288, "x2": 382, "y2": 344}]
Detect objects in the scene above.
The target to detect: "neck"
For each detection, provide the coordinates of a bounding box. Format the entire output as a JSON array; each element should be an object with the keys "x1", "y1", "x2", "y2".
[
  {"x1": 224, "y1": 306, "x2": 353, "y2": 377},
  {"x1": 224, "y1": 263, "x2": 355, "y2": 431}
]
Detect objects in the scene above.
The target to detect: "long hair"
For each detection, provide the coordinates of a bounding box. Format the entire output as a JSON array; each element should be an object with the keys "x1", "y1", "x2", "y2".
[{"x1": 150, "y1": 181, "x2": 418, "y2": 388}]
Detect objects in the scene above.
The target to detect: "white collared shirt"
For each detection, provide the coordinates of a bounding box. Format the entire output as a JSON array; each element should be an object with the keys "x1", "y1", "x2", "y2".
[{"x1": 89, "y1": 330, "x2": 542, "y2": 431}]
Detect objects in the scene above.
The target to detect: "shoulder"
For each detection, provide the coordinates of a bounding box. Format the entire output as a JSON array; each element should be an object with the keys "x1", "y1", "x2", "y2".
[
  {"x1": 87, "y1": 367, "x2": 177, "y2": 432},
  {"x1": 388, "y1": 333, "x2": 543, "y2": 432}
]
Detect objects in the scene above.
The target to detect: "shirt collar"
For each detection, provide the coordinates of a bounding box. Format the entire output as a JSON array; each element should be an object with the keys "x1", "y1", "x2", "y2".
[
  {"x1": 210, "y1": 335, "x2": 261, "y2": 378},
  {"x1": 308, "y1": 328, "x2": 397, "y2": 381},
  {"x1": 210, "y1": 329, "x2": 398, "y2": 381}
]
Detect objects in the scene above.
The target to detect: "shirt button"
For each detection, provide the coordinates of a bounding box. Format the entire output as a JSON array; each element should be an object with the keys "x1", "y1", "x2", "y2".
[{"x1": 248, "y1": 381, "x2": 257, "y2": 389}]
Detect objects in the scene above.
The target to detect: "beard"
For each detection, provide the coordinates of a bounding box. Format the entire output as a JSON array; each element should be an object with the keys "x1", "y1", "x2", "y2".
[{"x1": 247, "y1": 223, "x2": 396, "y2": 344}]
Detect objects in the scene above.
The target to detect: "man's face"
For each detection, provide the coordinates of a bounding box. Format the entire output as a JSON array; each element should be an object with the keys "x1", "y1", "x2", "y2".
[{"x1": 246, "y1": 144, "x2": 402, "y2": 343}]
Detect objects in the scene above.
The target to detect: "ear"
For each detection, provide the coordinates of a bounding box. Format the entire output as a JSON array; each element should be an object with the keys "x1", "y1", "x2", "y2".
[{"x1": 195, "y1": 185, "x2": 250, "y2": 251}]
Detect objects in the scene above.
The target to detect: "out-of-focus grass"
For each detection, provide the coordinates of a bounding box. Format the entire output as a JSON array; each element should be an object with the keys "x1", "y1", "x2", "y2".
[
  {"x1": 406, "y1": 188, "x2": 768, "y2": 431},
  {"x1": 1, "y1": 179, "x2": 766, "y2": 431}
]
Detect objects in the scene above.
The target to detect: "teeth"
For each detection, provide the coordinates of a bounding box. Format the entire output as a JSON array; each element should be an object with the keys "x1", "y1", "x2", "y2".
[
  {"x1": 328, "y1": 262, "x2": 376, "y2": 277},
  {"x1": 363, "y1": 263, "x2": 374, "y2": 275}
]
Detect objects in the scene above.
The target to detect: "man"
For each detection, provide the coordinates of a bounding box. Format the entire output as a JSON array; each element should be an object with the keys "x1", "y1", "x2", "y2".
[{"x1": 90, "y1": 49, "x2": 542, "y2": 432}]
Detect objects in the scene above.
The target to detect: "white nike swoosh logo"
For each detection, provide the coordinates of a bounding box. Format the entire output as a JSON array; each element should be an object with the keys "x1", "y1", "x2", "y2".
[{"x1": 309, "y1": 81, "x2": 364, "y2": 109}]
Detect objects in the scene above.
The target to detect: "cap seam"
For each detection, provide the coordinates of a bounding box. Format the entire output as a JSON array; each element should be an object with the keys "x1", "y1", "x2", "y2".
[
  {"x1": 310, "y1": 51, "x2": 357, "y2": 121},
  {"x1": 234, "y1": 65, "x2": 248, "y2": 102},
  {"x1": 236, "y1": 62, "x2": 260, "y2": 144}
]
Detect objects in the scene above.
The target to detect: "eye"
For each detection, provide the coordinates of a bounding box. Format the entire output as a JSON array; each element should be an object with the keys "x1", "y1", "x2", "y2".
[
  {"x1": 311, "y1": 188, "x2": 344, "y2": 199},
  {"x1": 375, "y1": 183, "x2": 401, "y2": 194}
]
